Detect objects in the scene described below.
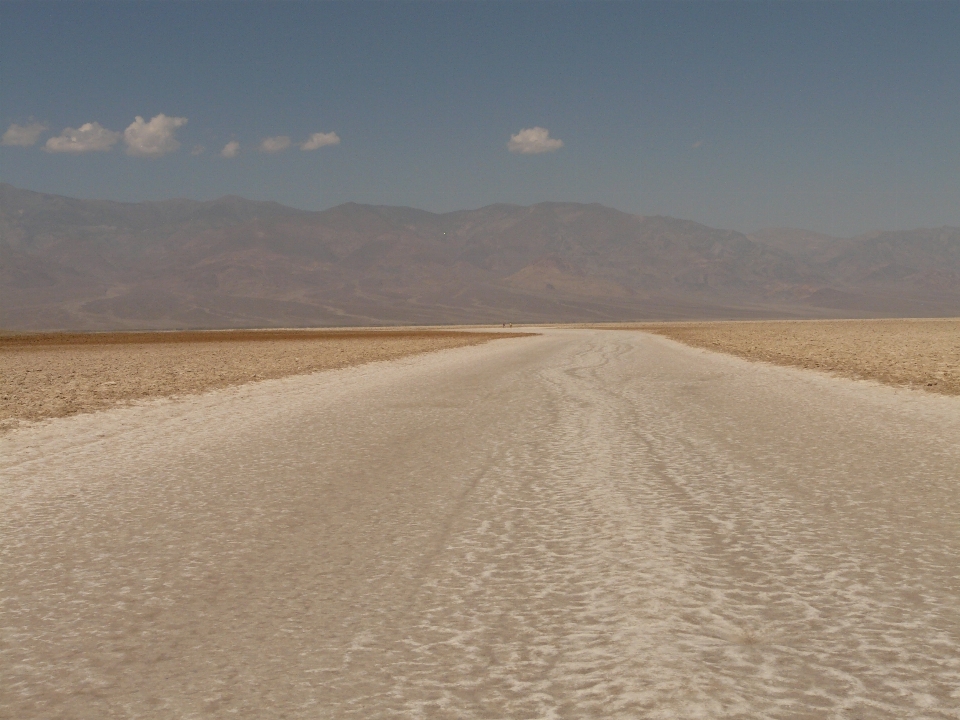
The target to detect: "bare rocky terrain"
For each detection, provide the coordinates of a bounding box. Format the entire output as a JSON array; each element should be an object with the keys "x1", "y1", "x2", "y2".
[{"x1": 3, "y1": 183, "x2": 958, "y2": 330}]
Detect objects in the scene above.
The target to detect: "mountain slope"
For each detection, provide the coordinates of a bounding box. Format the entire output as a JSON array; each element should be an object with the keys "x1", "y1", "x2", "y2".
[{"x1": 2, "y1": 184, "x2": 957, "y2": 330}]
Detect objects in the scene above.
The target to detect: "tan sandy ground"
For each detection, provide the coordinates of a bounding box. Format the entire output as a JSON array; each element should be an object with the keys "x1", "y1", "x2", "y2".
[
  {"x1": 0, "y1": 328, "x2": 520, "y2": 431},
  {"x1": 619, "y1": 318, "x2": 960, "y2": 396}
]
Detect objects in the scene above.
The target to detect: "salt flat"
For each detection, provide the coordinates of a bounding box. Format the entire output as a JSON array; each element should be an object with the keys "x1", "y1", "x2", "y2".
[
  {"x1": 0, "y1": 328, "x2": 509, "y2": 430},
  {"x1": 2, "y1": 329, "x2": 959, "y2": 718}
]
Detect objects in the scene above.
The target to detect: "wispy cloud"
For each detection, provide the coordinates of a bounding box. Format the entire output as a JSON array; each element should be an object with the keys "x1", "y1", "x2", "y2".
[
  {"x1": 260, "y1": 136, "x2": 291, "y2": 153},
  {"x1": 45, "y1": 122, "x2": 121, "y2": 153},
  {"x1": 191, "y1": 144, "x2": 205, "y2": 156},
  {"x1": 221, "y1": 141, "x2": 240, "y2": 158},
  {"x1": 124, "y1": 114, "x2": 187, "y2": 157},
  {"x1": 691, "y1": 140, "x2": 704, "y2": 149},
  {"x1": 508, "y1": 127, "x2": 564, "y2": 154},
  {"x1": 300, "y1": 131, "x2": 340, "y2": 151},
  {"x1": 2, "y1": 121, "x2": 47, "y2": 147}
]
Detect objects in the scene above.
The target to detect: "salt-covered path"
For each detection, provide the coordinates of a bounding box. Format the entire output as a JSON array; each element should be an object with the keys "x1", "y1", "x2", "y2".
[{"x1": 3, "y1": 329, "x2": 959, "y2": 719}]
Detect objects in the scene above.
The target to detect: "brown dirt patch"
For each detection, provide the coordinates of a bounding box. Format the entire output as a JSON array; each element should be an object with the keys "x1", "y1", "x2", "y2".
[
  {"x1": 627, "y1": 318, "x2": 960, "y2": 396},
  {"x1": 0, "y1": 328, "x2": 526, "y2": 430}
]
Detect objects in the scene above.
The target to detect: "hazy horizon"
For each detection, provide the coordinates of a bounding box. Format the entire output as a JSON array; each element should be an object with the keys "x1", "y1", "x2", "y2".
[
  {"x1": 2, "y1": 1, "x2": 958, "y2": 237},
  {"x1": 7, "y1": 181, "x2": 960, "y2": 240}
]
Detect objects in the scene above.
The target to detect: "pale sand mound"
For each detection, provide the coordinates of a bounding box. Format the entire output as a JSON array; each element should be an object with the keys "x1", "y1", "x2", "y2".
[
  {"x1": 627, "y1": 318, "x2": 960, "y2": 395},
  {"x1": 0, "y1": 328, "x2": 522, "y2": 430}
]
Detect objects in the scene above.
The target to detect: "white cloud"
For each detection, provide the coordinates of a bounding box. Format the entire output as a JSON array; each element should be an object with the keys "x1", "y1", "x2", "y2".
[
  {"x1": 45, "y1": 122, "x2": 121, "y2": 153},
  {"x1": 507, "y1": 126, "x2": 563, "y2": 154},
  {"x1": 300, "y1": 131, "x2": 340, "y2": 151},
  {"x1": 260, "y1": 136, "x2": 292, "y2": 153},
  {"x1": 2, "y1": 122, "x2": 47, "y2": 147},
  {"x1": 124, "y1": 114, "x2": 187, "y2": 157},
  {"x1": 190, "y1": 144, "x2": 205, "y2": 156},
  {"x1": 220, "y1": 141, "x2": 240, "y2": 158}
]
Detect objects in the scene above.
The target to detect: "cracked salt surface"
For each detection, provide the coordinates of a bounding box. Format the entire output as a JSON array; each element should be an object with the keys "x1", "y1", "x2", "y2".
[{"x1": 2, "y1": 330, "x2": 959, "y2": 718}]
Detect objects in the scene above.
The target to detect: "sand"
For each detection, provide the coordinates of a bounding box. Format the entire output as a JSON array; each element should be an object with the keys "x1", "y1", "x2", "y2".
[
  {"x1": 626, "y1": 318, "x2": 960, "y2": 396},
  {"x1": 0, "y1": 328, "x2": 517, "y2": 431}
]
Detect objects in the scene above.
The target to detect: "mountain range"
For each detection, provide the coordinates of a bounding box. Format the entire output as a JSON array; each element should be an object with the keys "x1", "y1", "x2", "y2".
[{"x1": 2, "y1": 183, "x2": 958, "y2": 330}]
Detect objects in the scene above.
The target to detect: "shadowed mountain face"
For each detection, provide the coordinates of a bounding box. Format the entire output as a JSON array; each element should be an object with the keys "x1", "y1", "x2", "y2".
[{"x1": 2, "y1": 183, "x2": 958, "y2": 330}]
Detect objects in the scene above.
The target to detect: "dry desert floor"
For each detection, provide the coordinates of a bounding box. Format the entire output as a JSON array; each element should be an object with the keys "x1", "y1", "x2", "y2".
[
  {"x1": 0, "y1": 328, "x2": 516, "y2": 431},
  {"x1": 4, "y1": 320, "x2": 957, "y2": 432},
  {"x1": 626, "y1": 317, "x2": 960, "y2": 396},
  {"x1": 2, "y1": 328, "x2": 958, "y2": 718}
]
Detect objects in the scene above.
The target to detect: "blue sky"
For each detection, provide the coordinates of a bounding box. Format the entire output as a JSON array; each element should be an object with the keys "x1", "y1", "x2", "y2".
[{"x1": 1, "y1": 1, "x2": 957, "y2": 235}]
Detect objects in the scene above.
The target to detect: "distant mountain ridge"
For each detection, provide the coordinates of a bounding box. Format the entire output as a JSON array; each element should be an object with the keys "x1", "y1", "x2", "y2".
[{"x1": 2, "y1": 183, "x2": 958, "y2": 330}]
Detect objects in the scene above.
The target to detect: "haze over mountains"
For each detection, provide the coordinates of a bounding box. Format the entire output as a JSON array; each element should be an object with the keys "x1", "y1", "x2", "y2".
[{"x1": 2, "y1": 183, "x2": 958, "y2": 330}]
